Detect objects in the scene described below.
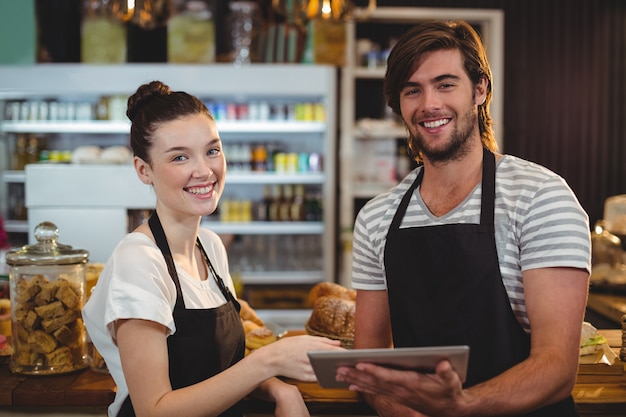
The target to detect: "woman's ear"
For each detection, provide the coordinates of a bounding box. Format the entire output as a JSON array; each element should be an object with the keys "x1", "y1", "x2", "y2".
[{"x1": 134, "y1": 156, "x2": 152, "y2": 185}]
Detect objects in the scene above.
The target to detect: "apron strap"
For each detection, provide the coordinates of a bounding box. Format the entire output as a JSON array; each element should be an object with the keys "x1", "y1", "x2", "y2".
[
  {"x1": 480, "y1": 147, "x2": 496, "y2": 228},
  {"x1": 148, "y1": 211, "x2": 185, "y2": 308},
  {"x1": 196, "y1": 237, "x2": 241, "y2": 312}
]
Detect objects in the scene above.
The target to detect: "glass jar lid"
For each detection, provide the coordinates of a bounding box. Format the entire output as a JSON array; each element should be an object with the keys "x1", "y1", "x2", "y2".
[{"x1": 6, "y1": 222, "x2": 89, "y2": 266}]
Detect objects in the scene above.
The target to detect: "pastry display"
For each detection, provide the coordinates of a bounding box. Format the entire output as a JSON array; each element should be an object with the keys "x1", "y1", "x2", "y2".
[
  {"x1": 239, "y1": 298, "x2": 265, "y2": 327},
  {"x1": 306, "y1": 282, "x2": 356, "y2": 348},
  {"x1": 245, "y1": 327, "x2": 277, "y2": 351},
  {"x1": 238, "y1": 298, "x2": 277, "y2": 355}
]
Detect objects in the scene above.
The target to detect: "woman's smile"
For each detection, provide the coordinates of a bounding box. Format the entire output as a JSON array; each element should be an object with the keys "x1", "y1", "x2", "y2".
[{"x1": 185, "y1": 183, "x2": 216, "y2": 197}]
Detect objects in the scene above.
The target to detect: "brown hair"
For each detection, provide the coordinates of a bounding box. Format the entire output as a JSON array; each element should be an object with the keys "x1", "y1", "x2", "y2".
[
  {"x1": 127, "y1": 81, "x2": 213, "y2": 164},
  {"x1": 384, "y1": 20, "x2": 497, "y2": 157}
]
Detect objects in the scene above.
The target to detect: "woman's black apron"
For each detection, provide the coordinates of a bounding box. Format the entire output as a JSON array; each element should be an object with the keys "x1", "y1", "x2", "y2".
[
  {"x1": 383, "y1": 148, "x2": 578, "y2": 416},
  {"x1": 117, "y1": 212, "x2": 245, "y2": 417}
]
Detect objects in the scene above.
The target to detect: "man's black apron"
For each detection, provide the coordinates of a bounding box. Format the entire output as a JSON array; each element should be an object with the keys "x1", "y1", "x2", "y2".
[
  {"x1": 117, "y1": 211, "x2": 245, "y2": 417},
  {"x1": 383, "y1": 148, "x2": 578, "y2": 416}
]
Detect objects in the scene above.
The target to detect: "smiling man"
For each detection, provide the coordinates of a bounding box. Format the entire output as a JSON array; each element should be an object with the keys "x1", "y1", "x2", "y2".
[{"x1": 341, "y1": 21, "x2": 591, "y2": 417}]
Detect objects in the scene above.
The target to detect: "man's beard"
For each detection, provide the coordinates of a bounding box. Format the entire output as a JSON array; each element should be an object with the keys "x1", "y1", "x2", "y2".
[{"x1": 411, "y1": 106, "x2": 478, "y2": 163}]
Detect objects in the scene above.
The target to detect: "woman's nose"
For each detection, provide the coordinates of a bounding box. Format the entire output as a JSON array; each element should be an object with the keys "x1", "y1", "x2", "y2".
[{"x1": 193, "y1": 158, "x2": 212, "y2": 178}]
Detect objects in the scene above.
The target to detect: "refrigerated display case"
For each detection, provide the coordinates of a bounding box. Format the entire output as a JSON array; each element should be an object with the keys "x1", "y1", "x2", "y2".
[{"x1": 0, "y1": 64, "x2": 337, "y2": 308}]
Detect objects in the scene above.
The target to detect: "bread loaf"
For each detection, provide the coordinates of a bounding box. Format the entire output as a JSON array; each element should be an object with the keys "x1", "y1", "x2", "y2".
[
  {"x1": 306, "y1": 283, "x2": 357, "y2": 348},
  {"x1": 306, "y1": 295, "x2": 355, "y2": 347},
  {"x1": 308, "y1": 282, "x2": 355, "y2": 306}
]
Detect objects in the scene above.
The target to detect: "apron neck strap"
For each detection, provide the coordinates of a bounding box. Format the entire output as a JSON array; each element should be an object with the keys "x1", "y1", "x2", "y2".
[
  {"x1": 480, "y1": 147, "x2": 496, "y2": 227},
  {"x1": 148, "y1": 211, "x2": 186, "y2": 308}
]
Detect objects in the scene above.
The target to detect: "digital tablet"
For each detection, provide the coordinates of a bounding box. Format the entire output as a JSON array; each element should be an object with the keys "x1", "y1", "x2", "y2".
[{"x1": 308, "y1": 345, "x2": 470, "y2": 388}]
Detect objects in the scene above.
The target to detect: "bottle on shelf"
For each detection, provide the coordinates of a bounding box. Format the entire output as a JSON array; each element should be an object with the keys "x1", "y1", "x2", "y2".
[
  {"x1": 306, "y1": 190, "x2": 323, "y2": 221},
  {"x1": 279, "y1": 184, "x2": 293, "y2": 221},
  {"x1": 268, "y1": 184, "x2": 282, "y2": 222},
  {"x1": 25, "y1": 135, "x2": 39, "y2": 166},
  {"x1": 290, "y1": 184, "x2": 305, "y2": 222},
  {"x1": 11, "y1": 134, "x2": 27, "y2": 171},
  {"x1": 255, "y1": 185, "x2": 271, "y2": 221},
  {"x1": 251, "y1": 143, "x2": 267, "y2": 172}
]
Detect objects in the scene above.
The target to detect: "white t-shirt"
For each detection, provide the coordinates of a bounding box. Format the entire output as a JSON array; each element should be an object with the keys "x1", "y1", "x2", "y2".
[
  {"x1": 352, "y1": 154, "x2": 591, "y2": 332},
  {"x1": 82, "y1": 228, "x2": 235, "y2": 417}
]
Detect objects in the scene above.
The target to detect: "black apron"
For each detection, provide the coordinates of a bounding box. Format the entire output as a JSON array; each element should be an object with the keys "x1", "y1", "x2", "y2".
[
  {"x1": 118, "y1": 212, "x2": 245, "y2": 417},
  {"x1": 383, "y1": 148, "x2": 578, "y2": 416}
]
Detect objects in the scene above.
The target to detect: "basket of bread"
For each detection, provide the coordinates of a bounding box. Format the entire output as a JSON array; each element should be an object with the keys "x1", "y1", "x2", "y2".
[{"x1": 305, "y1": 282, "x2": 356, "y2": 349}]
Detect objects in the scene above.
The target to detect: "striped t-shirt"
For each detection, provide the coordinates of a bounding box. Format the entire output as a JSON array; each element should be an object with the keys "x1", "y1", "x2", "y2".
[{"x1": 351, "y1": 154, "x2": 591, "y2": 332}]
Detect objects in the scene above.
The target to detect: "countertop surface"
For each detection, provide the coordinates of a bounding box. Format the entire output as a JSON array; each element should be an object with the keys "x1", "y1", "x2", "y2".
[
  {"x1": 587, "y1": 292, "x2": 626, "y2": 325},
  {"x1": 1, "y1": 330, "x2": 625, "y2": 416}
]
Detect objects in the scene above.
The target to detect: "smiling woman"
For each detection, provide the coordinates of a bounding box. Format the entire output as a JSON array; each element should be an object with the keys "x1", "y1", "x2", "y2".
[{"x1": 81, "y1": 80, "x2": 343, "y2": 417}]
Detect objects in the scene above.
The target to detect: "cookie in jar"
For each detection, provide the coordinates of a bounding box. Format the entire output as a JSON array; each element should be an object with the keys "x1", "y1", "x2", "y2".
[{"x1": 6, "y1": 222, "x2": 90, "y2": 375}]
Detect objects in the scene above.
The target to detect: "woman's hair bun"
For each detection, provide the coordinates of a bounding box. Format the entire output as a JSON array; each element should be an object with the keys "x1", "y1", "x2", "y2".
[{"x1": 126, "y1": 80, "x2": 172, "y2": 122}]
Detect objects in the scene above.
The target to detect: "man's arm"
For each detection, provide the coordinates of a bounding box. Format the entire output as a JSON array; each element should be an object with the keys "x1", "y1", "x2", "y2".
[
  {"x1": 344, "y1": 267, "x2": 589, "y2": 417},
  {"x1": 457, "y1": 266, "x2": 589, "y2": 414}
]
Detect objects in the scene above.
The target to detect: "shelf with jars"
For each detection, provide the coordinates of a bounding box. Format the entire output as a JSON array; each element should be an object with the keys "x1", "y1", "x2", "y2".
[{"x1": 0, "y1": 64, "x2": 337, "y2": 289}]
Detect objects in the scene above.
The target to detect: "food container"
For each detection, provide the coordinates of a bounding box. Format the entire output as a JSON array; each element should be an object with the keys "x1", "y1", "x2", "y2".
[{"x1": 6, "y1": 222, "x2": 89, "y2": 375}]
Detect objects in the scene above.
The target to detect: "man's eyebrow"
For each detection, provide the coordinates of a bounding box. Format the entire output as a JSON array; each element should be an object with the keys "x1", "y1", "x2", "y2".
[
  {"x1": 434, "y1": 73, "x2": 462, "y2": 82},
  {"x1": 403, "y1": 73, "x2": 462, "y2": 88}
]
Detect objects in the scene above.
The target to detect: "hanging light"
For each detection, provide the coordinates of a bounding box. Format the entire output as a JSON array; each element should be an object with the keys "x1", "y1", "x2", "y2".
[
  {"x1": 302, "y1": 0, "x2": 354, "y2": 21},
  {"x1": 128, "y1": 0, "x2": 170, "y2": 29},
  {"x1": 300, "y1": 0, "x2": 377, "y2": 21}
]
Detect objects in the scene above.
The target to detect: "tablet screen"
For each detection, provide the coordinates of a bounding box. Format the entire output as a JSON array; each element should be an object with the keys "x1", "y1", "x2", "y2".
[{"x1": 308, "y1": 345, "x2": 469, "y2": 388}]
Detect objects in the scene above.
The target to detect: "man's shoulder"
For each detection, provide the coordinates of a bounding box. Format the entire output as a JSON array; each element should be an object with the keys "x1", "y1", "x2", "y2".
[
  {"x1": 498, "y1": 154, "x2": 560, "y2": 178},
  {"x1": 497, "y1": 155, "x2": 570, "y2": 192}
]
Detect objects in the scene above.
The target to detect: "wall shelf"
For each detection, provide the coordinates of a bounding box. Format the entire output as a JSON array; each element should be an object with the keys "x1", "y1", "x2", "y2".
[{"x1": 0, "y1": 64, "x2": 337, "y2": 287}]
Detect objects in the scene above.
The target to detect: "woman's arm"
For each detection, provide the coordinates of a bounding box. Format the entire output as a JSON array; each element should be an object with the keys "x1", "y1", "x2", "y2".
[{"x1": 116, "y1": 319, "x2": 341, "y2": 417}]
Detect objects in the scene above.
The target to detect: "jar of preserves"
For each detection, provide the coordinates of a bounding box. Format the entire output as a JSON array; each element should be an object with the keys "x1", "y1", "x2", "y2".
[
  {"x1": 81, "y1": 0, "x2": 127, "y2": 63},
  {"x1": 167, "y1": 0, "x2": 215, "y2": 63},
  {"x1": 6, "y1": 222, "x2": 89, "y2": 375}
]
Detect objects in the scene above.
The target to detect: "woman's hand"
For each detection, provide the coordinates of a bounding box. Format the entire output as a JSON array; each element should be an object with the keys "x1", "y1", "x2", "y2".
[
  {"x1": 258, "y1": 379, "x2": 311, "y2": 417},
  {"x1": 252, "y1": 335, "x2": 343, "y2": 381}
]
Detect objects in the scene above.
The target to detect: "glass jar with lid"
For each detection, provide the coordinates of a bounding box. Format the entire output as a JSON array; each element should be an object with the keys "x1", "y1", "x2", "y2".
[
  {"x1": 6, "y1": 222, "x2": 90, "y2": 375},
  {"x1": 81, "y1": 0, "x2": 127, "y2": 63},
  {"x1": 227, "y1": 1, "x2": 261, "y2": 65},
  {"x1": 168, "y1": 0, "x2": 216, "y2": 63}
]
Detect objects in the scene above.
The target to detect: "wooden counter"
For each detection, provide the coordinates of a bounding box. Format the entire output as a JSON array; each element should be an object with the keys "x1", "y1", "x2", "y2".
[
  {"x1": 1, "y1": 330, "x2": 625, "y2": 417},
  {"x1": 587, "y1": 292, "x2": 626, "y2": 325}
]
